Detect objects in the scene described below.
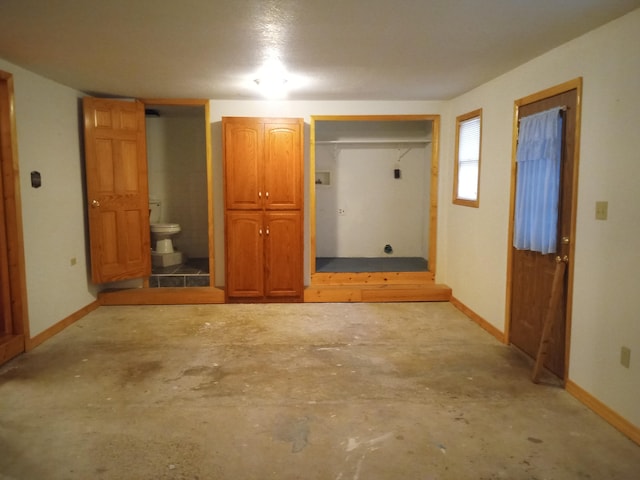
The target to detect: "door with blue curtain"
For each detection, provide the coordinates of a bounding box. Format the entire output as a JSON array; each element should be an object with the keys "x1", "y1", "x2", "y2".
[{"x1": 510, "y1": 88, "x2": 578, "y2": 380}]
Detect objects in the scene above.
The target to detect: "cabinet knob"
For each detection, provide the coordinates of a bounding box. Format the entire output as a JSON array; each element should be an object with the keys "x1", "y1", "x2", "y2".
[
  {"x1": 265, "y1": 191, "x2": 269, "y2": 198},
  {"x1": 266, "y1": 227, "x2": 270, "y2": 235},
  {"x1": 259, "y1": 228, "x2": 263, "y2": 235},
  {"x1": 258, "y1": 191, "x2": 262, "y2": 198}
]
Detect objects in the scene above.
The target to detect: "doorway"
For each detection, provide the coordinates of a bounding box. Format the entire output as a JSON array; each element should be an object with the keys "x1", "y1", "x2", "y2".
[
  {"x1": 143, "y1": 102, "x2": 210, "y2": 287},
  {"x1": 310, "y1": 115, "x2": 439, "y2": 285},
  {"x1": 0, "y1": 70, "x2": 29, "y2": 365},
  {"x1": 507, "y1": 79, "x2": 582, "y2": 381},
  {"x1": 86, "y1": 98, "x2": 224, "y2": 304}
]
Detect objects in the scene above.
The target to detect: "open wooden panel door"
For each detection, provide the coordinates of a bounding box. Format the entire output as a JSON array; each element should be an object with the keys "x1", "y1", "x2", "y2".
[{"x1": 83, "y1": 97, "x2": 151, "y2": 284}]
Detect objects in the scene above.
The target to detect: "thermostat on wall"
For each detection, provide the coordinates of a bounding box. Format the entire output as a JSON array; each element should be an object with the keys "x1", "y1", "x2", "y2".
[{"x1": 31, "y1": 171, "x2": 42, "y2": 188}]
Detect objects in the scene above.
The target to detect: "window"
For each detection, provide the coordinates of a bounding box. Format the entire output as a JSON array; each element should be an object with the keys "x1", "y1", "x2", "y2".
[{"x1": 453, "y1": 109, "x2": 482, "y2": 207}]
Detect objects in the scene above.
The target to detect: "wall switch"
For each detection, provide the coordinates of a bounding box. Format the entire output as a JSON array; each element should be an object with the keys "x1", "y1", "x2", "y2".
[
  {"x1": 620, "y1": 346, "x2": 631, "y2": 368},
  {"x1": 70, "y1": 257, "x2": 77, "y2": 266},
  {"x1": 595, "y1": 201, "x2": 608, "y2": 220}
]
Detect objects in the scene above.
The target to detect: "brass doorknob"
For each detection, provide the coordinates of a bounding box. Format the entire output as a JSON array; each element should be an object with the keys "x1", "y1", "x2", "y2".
[
  {"x1": 91, "y1": 200, "x2": 100, "y2": 208},
  {"x1": 555, "y1": 255, "x2": 569, "y2": 263}
]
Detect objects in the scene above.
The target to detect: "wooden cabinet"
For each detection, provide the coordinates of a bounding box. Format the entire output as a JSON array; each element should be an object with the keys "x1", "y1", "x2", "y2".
[
  {"x1": 224, "y1": 118, "x2": 302, "y2": 211},
  {"x1": 223, "y1": 117, "x2": 303, "y2": 301}
]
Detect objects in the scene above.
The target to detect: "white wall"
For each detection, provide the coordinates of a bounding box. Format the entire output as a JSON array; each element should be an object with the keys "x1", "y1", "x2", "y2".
[
  {"x1": 147, "y1": 115, "x2": 208, "y2": 258},
  {"x1": 0, "y1": 58, "x2": 98, "y2": 337},
  {"x1": 315, "y1": 144, "x2": 429, "y2": 258},
  {"x1": 440, "y1": 9, "x2": 640, "y2": 426},
  {"x1": 208, "y1": 101, "x2": 444, "y2": 287}
]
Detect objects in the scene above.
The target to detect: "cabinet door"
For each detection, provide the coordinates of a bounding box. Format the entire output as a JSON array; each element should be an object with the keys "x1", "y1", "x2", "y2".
[
  {"x1": 264, "y1": 211, "x2": 303, "y2": 298},
  {"x1": 225, "y1": 211, "x2": 264, "y2": 298},
  {"x1": 224, "y1": 119, "x2": 263, "y2": 210},
  {"x1": 264, "y1": 121, "x2": 303, "y2": 210}
]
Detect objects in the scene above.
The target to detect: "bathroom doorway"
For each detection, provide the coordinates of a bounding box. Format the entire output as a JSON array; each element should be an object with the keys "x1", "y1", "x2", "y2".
[{"x1": 143, "y1": 100, "x2": 212, "y2": 288}]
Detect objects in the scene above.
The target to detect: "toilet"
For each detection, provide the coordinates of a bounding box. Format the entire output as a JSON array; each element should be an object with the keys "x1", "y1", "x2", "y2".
[{"x1": 149, "y1": 198, "x2": 184, "y2": 267}]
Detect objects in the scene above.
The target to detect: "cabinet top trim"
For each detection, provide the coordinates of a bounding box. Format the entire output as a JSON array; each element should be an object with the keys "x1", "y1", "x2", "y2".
[{"x1": 222, "y1": 116, "x2": 303, "y2": 124}]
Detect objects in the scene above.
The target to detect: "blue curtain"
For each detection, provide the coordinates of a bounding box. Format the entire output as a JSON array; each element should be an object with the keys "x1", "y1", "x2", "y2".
[{"x1": 514, "y1": 107, "x2": 563, "y2": 254}]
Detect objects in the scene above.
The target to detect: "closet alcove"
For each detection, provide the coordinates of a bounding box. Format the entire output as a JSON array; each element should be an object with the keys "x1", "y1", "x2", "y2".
[{"x1": 310, "y1": 115, "x2": 440, "y2": 288}]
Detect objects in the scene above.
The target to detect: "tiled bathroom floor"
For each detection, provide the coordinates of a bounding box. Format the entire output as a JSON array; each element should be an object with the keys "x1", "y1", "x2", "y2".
[{"x1": 150, "y1": 257, "x2": 210, "y2": 287}]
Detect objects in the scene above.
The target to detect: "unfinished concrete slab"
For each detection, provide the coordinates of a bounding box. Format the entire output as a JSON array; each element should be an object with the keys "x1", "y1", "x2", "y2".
[{"x1": 1, "y1": 302, "x2": 638, "y2": 479}]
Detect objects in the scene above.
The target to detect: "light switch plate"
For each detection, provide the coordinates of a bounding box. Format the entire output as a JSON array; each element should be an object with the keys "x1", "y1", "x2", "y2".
[
  {"x1": 595, "y1": 201, "x2": 608, "y2": 220},
  {"x1": 620, "y1": 346, "x2": 631, "y2": 368}
]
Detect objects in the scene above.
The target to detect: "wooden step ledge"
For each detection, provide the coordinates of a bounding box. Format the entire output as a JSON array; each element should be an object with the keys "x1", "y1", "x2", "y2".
[
  {"x1": 304, "y1": 283, "x2": 451, "y2": 303},
  {"x1": 99, "y1": 287, "x2": 225, "y2": 305}
]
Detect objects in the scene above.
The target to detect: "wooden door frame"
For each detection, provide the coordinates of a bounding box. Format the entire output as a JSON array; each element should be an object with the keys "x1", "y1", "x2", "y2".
[
  {"x1": 0, "y1": 70, "x2": 30, "y2": 364},
  {"x1": 99, "y1": 98, "x2": 225, "y2": 305},
  {"x1": 309, "y1": 114, "x2": 440, "y2": 286},
  {"x1": 140, "y1": 98, "x2": 215, "y2": 281},
  {"x1": 505, "y1": 78, "x2": 583, "y2": 381}
]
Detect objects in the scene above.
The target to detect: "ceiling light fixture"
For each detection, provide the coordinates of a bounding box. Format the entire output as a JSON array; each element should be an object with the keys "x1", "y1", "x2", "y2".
[
  {"x1": 254, "y1": 57, "x2": 289, "y2": 99},
  {"x1": 254, "y1": 76, "x2": 288, "y2": 99}
]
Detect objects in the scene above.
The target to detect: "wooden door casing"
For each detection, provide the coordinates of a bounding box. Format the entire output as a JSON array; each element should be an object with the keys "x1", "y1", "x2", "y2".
[
  {"x1": 0, "y1": 152, "x2": 11, "y2": 337},
  {"x1": 83, "y1": 98, "x2": 151, "y2": 284},
  {"x1": 510, "y1": 88, "x2": 578, "y2": 378}
]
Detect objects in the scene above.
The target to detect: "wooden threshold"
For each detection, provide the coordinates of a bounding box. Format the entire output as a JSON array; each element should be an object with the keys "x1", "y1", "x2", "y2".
[
  {"x1": 99, "y1": 287, "x2": 225, "y2": 305},
  {"x1": 99, "y1": 274, "x2": 447, "y2": 305}
]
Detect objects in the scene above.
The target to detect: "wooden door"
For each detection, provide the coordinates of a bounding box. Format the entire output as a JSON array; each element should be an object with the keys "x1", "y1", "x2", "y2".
[
  {"x1": 225, "y1": 211, "x2": 264, "y2": 298},
  {"x1": 223, "y1": 119, "x2": 263, "y2": 210},
  {"x1": 0, "y1": 163, "x2": 12, "y2": 337},
  {"x1": 83, "y1": 97, "x2": 151, "y2": 284},
  {"x1": 264, "y1": 211, "x2": 303, "y2": 298},
  {"x1": 264, "y1": 121, "x2": 303, "y2": 210},
  {"x1": 510, "y1": 88, "x2": 578, "y2": 379},
  {"x1": 0, "y1": 71, "x2": 27, "y2": 365}
]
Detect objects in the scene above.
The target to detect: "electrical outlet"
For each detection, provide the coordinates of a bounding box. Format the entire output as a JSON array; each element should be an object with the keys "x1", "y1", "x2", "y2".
[
  {"x1": 338, "y1": 208, "x2": 346, "y2": 216},
  {"x1": 595, "y1": 201, "x2": 608, "y2": 220},
  {"x1": 620, "y1": 346, "x2": 631, "y2": 368}
]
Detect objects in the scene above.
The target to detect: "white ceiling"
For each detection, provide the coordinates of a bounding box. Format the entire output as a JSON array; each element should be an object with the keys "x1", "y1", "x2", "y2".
[{"x1": 0, "y1": 0, "x2": 638, "y2": 101}]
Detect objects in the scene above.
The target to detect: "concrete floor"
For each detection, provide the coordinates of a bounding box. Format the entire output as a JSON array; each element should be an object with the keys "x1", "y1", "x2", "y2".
[{"x1": 1, "y1": 302, "x2": 638, "y2": 479}]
